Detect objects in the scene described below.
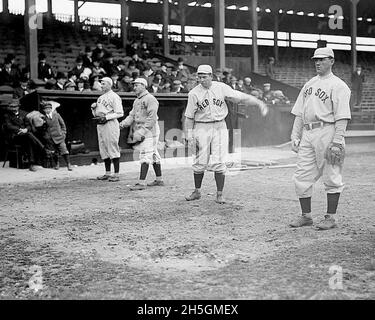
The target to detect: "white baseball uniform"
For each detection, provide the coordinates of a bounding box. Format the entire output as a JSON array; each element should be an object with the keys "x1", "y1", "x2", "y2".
[
  {"x1": 185, "y1": 81, "x2": 248, "y2": 173},
  {"x1": 120, "y1": 90, "x2": 161, "y2": 164},
  {"x1": 291, "y1": 72, "x2": 351, "y2": 197},
  {"x1": 92, "y1": 90, "x2": 124, "y2": 159}
]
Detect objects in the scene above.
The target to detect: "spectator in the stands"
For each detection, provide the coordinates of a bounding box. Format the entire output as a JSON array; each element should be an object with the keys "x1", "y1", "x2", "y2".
[
  {"x1": 213, "y1": 68, "x2": 223, "y2": 82},
  {"x1": 114, "y1": 59, "x2": 126, "y2": 80},
  {"x1": 81, "y1": 46, "x2": 93, "y2": 68},
  {"x1": 0, "y1": 58, "x2": 20, "y2": 87},
  {"x1": 38, "y1": 53, "x2": 53, "y2": 82},
  {"x1": 351, "y1": 64, "x2": 365, "y2": 108},
  {"x1": 91, "y1": 59, "x2": 107, "y2": 78},
  {"x1": 82, "y1": 81, "x2": 92, "y2": 92},
  {"x1": 272, "y1": 90, "x2": 290, "y2": 105},
  {"x1": 139, "y1": 42, "x2": 153, "y2": 60},
  {"x1": 13, "y1": 77, "x2": 33, "y2": 98},
  {"x1": 176, "y1": 57, "x2": 190, "y2": 83},
  {"x1": 169, "y1": 66, "x2": 179, "y2": 84},
  {"x1": 229, "y1": 76, "x2": 240, "y2": 90},
  {"x1": 102, "y1": 53, "x2": 116, "y2": 76},
  {"x1": 222, "y1": 71, "x2": 231, "y2": 85},
  {"x1": 64, "y1": 72, "x2": 77, "y2": 91},
  {"x1": 6, "y1": 53, "x2": 21, "y2": 74},
  {"x1": 53, "y1": 72, "x2": 67, "y2": 90},
  {"x1": 90, "y1": 75, "x2": 102, "y2": 91},
  {"x1": 126, "y1": 60, "x2": 140, "y2": 79},
  {"x1": 140, "y1": 66, "x2": 154, "y2": 87},
  {"x1": 118, "y1": 72, "x2": 133, "y2": 92},
  {"x1": 243, "y1": 77, "x2": 255, "y2": 94},
  {"x1": 131, "y1": 53, "x2": 146, "y2": 73},
  {"x1": 127, "y1": 41, "x2": 141, "y2": 57},
  {"x1": 70, "y1": 56, "x2": 85, "y2": 78},
  {"x1": 170, "y1": 79, "x2": 186, "y2": 93},
  {"x1": 76, "y1": 79, "x2": 85, "y2": 92},
  {"x1": 92, "y1": 40, "x2": 108, "y2": 63},
  {"x1": 237, "y1": 79, "x2": 245, "y2": 92},
  {"x1": 111, "y1": 72, "x2": 121, "y2": 92},
  {"x1": 265, "y1": 56, "x2": 275, "y2": 79},
  {"x1": 131, "y1": 71, "x2": 140, "y2": 81},
  {"x1": 148, "y1": 78, "x2": 163, "y2": 93},
  {"x1": 161, "y1": 80, "x2": 171, "y2": 93},
  {"x1": 159, "y1": 63, "x2": 169, "y2": 81},
  {"x1": 262, "y1": 83, "x2": 275, "y2": 104}
]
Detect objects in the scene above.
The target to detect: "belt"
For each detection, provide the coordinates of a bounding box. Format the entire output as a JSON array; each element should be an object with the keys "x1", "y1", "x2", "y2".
[
  {"x1": 195, "y1": 119, "x2": 224, "y2": 123},
  {"x1": 304, "y1": 121, "x2": 333, "y2": 131}
]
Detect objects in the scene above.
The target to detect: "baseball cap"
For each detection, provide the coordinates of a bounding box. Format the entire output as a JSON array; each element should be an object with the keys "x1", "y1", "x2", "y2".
[
  {"x1": 100, "y1": 77, "x2": 113, "y2": 87},
  {"x1": 197, "y1": 65, "x2": 213, "y2": 74},
  {"x1": 311, "y1": 47, "x2": 334, "y2": 59},
  {"x1": 132, "y1": 78, "x2": 148, "y2": 87}
]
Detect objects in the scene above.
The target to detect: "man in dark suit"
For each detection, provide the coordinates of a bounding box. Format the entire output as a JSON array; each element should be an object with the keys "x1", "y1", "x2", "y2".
[
  {"x1": 2, "y1": 99, "x2": 47, "y2": 171},
  {"x1": 13, "y1": 77, "x2": 33, "y2": 98},
  {"x1": 70, "y1": 57, "x2": 85, "y2": 79},
  {"x1": 351, "y1": 65, "x2": 365, "y2": 108},
  {"x1": 0, "y1": 58, "x2": 20, "y2": 87},
  {"x1": 38, "y1": 53, "x2": 54, "y2": 82}
]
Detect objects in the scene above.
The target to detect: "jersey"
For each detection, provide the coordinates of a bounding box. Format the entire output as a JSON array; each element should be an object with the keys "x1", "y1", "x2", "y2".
[
  {"x1": 291, "y1": 72, "x2": 351, "y2": 123},
  {"x1": 185, "y1": 81, "x2": 245, "y2": 122},
  {"x1": 94, "y1": 90, "x2": 123, "y2": 118},
  {"x1": 122, "y1": 90, "x2": 159, "y2": 137}
]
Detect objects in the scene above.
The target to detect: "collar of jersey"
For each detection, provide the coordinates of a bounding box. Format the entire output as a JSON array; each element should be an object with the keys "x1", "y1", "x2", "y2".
[
  {"x1": 317, "y1": 72, "x2": 333, "y2": 80},
  {"x1": 137, "y1": 90, "x2": 149, "y2": 99}
]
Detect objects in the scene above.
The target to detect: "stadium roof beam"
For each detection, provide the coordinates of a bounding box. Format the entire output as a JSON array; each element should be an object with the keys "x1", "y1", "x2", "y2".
[
  {"x1": 3, "y1": 0, "x2": 9, "y2": 14},
  {"x1": 163, "y1": 0, "x2": 169, "y2": 56},
  {"x1": 121, "y1": 0, "x2": 129, "y2": 52},
  {"x1": 24, "y1": 0, "x2": 38, "y2": 80},
  {"x1": 214, "y1": 0, "x2": 225, "y2": 71},
  {"x1": 351, "y1": 0, "x2": 359, "y2": 72},
  {"x1": 251, "y1": 0, "x2": 259, "y2": 73}
]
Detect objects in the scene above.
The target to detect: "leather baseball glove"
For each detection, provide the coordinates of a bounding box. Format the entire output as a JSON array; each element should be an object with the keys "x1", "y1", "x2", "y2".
[
  {"x1": 325, "y1": 142, "x2": 345, "y2": 166},
  {"x1": 92, "y1": 116, "x2": 107, "y2": 125}
]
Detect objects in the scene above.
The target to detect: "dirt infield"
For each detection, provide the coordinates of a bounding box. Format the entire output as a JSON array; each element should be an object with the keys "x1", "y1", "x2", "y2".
[{"x1": 1, "y1": 143, "x2": 374, "y2": 300}]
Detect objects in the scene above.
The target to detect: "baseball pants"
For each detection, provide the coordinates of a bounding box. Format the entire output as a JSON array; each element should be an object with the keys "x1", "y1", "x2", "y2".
[
  {"x1": 133, "y1": 124, "x2": 161, "y2": 164},
  {"x1": 192, "y1": 120, "x2": 228, "y2": 173},
  {"x1": 97, "y1": 119, "x2": 121, "y2": 159},
  {"x1": 294, "y1": 124, "x2": 345, "y2": 198}
]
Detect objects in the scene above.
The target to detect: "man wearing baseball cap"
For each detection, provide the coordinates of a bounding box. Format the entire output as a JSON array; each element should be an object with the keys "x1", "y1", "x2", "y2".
[
  {"x1": 184, "y1": 64, "x2": 268, "y2": 204},
  {"x1": 289, "y1": 47, "x2": 351, "y2": 230},
  {"x1": 91, "y1": 76, "x2": 124, "y2": 182},
  {"x1": 119, "y1": 78, "x2": 164, "y2": 190}
]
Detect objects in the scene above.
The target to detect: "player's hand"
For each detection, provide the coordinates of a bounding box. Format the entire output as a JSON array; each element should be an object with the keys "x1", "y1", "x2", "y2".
[
  {"x1": 258, "y1": 101, "x2": 269, "y2": 116},
  {"x1": 291, "y1": 139, "x2": 300, "y2": 153},
  {"x1": 133, "y1": 131, "x2": 145, "y2": 143},
  {"x1": 18, "y1": 128, "x2": 27, "y2": 135},
  {"x1": 119, "y1": 121, "x2": 125, "y2": 129},
  {"x1": 91, "y1": 102, "x2": 97, "y2": 109}
]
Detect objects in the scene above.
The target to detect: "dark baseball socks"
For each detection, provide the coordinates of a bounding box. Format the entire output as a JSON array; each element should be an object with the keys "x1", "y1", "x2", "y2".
[
  {"x1": 103, "y1": 157, "x2": 120, "y2": 177},
  {"x1": 152, "y1": 163, "x2": 163, "y2": 182},
  {"x1": 299, "y1": 193, "x2": 341, "y2": 218},
  {"x1": 193, "y1": 172, "x2": 204, "y2": 193},
  {"x1": 104, "y1": 158, "x2": 111, "y2": 176}
]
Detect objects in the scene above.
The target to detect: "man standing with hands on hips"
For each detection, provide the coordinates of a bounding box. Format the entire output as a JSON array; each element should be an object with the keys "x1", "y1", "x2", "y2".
[
  {"x1": 91, "y1": 77, "x2": 124, "y2": 182},
  {"x1": 289, "y1": 47, "x2": 351, "y2": 230},
  {"x1": 184, "y1": 64, "x2": 268, "y2": 204}
]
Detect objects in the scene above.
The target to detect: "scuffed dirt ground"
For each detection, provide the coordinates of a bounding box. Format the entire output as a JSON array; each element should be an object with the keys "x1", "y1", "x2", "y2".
[{"x1": 1, "y1": 144, "x2": 375, "y2": 300}]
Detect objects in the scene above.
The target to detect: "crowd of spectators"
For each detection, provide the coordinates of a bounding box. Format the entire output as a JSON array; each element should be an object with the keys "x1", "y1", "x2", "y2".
[{"x1": 0, "y1": 42, "x2": 290, "y2": 105}]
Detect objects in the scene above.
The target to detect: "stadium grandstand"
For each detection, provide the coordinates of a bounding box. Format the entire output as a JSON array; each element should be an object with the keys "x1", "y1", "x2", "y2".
[{"x1": 1, "y1": 0, "x2": 374, "y2": 165}]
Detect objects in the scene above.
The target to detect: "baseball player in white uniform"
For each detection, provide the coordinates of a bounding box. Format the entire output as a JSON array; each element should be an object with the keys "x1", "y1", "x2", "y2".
[
  {"x1": 119, "y1": 78, "x2": 164, "y2": 190},
  {"x1": 184, "y1": 64, "x2": 268, "y2": 204},
  {"x1": 289, "y1": 47, "x2": 351, "y2": 230},
  {"x1": 91, "y1": 77, "x2": 124, "y2": 182}
]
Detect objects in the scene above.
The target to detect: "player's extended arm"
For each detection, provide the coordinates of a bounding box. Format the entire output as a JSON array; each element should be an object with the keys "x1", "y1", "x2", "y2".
[
  {"x1": 119, "y1": 108, "x2": 135, "y2": 129},
  {"x1": 290, "y1": 115, "x2": 303, "y2": 153},
  {"x1": 229, "y1": 92, "x2": 269, "y2": 116}
]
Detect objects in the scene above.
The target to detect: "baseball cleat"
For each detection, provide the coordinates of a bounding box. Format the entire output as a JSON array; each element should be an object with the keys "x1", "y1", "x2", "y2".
[
  {"x1": 108, "y1": 176, "x2": 120, "y2": 182},
  {"x1": 130, "y1": 183, "x2": 146, "y2": 191},
  {"x1": 215, "y1": 194, "x2": 226, "y2": 204},
  {"x1": 289, "y1": 215, "x2": 313, "y2": 228},
  {"x1": 97, "y1": 174, "x2": 110, "y2": 180},
  {"x1": 316, "y1": 215, "x2": 337, "y2": 230},
  {"x1": 147, "y1": 180, "x2": 165, "y2": 186},
  {"x1": 185, "y1": 190, "x2": 201, "y2": 201}
]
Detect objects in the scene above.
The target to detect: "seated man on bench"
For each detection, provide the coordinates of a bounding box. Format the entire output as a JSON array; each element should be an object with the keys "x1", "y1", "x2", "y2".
[{"x1": 2, "y1": 99, "x2": 50, "y2": 171}]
